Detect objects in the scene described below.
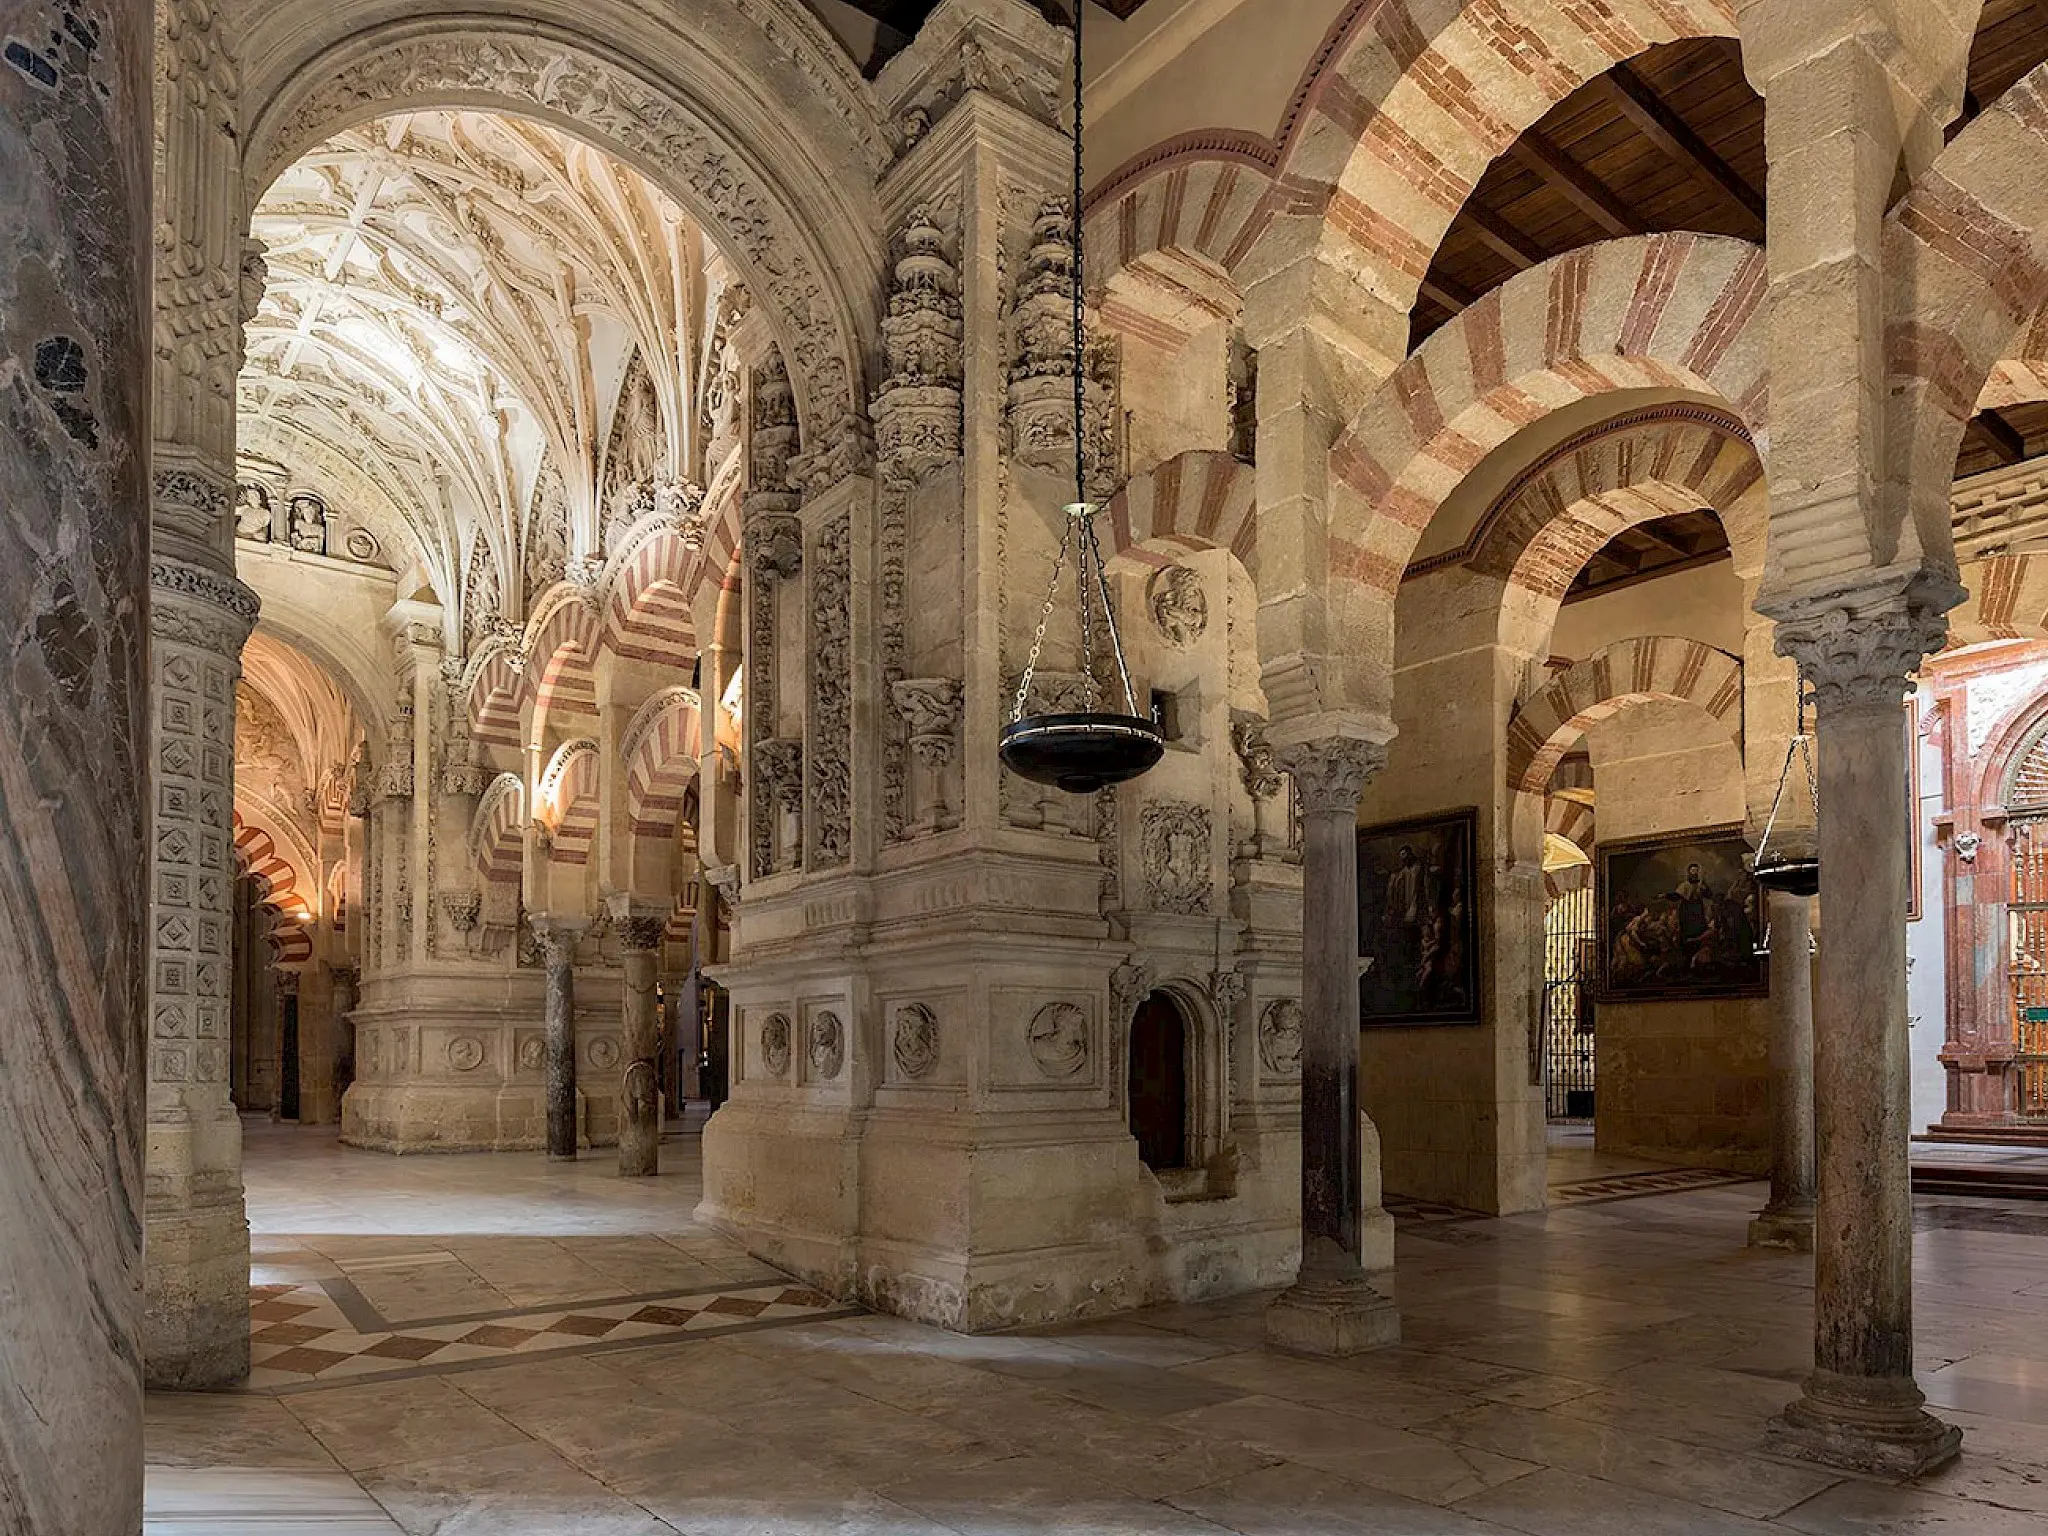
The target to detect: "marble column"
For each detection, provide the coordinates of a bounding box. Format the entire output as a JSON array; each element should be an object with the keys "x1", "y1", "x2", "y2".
[
  {"x1": 0, "y1": 0, "x2": 154, "y2": 1527},
  {"x1": 610, "y1": 898, "x2": 669, "y2": 1177},
  {"x1": 1266, "y1": 736, "x2": 1401, "y2": 1356},
  {"x1": 529, "y1": 916, "x2": 588, "y2": 1160},
  {"x1": 1767, "y1": 598, "x2": 1960, "y2": 1476},
  {"x1": 1751, "y1": 889, "x2": 1817, "y2": 1250}
]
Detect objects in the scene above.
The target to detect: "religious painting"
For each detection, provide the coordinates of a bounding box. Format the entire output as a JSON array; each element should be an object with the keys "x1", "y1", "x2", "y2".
[
  {"x1": 1356, "y1": 809, "x2": 1480, "y2": 1027},
  {"x1": 1596, "y1": 826, "x2": 1767, "y2": 1002}
]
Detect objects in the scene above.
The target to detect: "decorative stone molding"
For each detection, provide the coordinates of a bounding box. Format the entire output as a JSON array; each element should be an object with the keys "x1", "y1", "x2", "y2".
[
  {"x1": 151, "y1": 468, "x2": 234, "y2": 549},
  {"x1": 761, "y1": 1012, "x2": 793, "y2": 1077},
  {"x1": 1147, "y1": 565, "x2": 1208, "y2": 648},
  {"x1": 250, "y1": 32, "x2": 864, "y2": 448},
  {"x1": 1141, "y1": 801, "x2": 1211, "y2": 915},
  {"x1": 876, "y1": 0, "x2": 1068, "y2": 152},
  {"x1": 1768, "y1": 574, "x2": 1966, "y2": 716},
  {"x1": 150, "y1": 558, "x2": 261, "y2": 653},
  {"x1": 440, "y1": 888, "x2": 482, "y2": 935},
  {"x1": 808, "y1": 1012, "x2": 845, "y2": 1080},
  {"x1": 891, "y1": 676, "x2": 965, "y2": 835},
  {"x1": 1277, "y1": 737, "x2": 1388, "y2": 818},
  {"x1": 807, "y1": 512, "x2": 852, "y2": 869},
  {"x1": 1027, "y1": 1001, "x2": 1090, "y2": 1080},
  {"x1": 1007, "y1": 200, "x2": 1115, "y2": 492},
  {"x1": 891, "y1": 1003, "x2": 939, "y2": 1080},
  {"x1": 1109, "y1": 958, "x2": 1155, "y2": 1026},
  {"x1": 872, "y1": 207, "x2": 963, "y2": 465},
  {"x1": 1258, "y1": 999, "x2": 1304, "y2": 1077},
  {"x1": 1209, "y1": 968, "x2": 1248, "y2": 1014}
]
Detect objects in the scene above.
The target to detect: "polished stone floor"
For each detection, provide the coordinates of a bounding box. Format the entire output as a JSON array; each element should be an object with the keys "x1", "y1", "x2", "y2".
[{"x1": 144, "y1": 1122, "x2": 2048, "y2": 1534}]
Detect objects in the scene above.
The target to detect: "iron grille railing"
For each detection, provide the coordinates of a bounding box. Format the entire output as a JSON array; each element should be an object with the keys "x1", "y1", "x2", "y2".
[{"x1": 1543, "y1": 887, "x2": 1597, "y2": 1120}]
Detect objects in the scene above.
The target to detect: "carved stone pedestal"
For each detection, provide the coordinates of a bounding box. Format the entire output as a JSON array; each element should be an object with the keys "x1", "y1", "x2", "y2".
[
  {"x1": 1267, "y1": 1274, "x2": 1402, "y2": 1357},
  {"x1": 1767, "y1": 1372, "x2": 1963, "y2": 1478}
]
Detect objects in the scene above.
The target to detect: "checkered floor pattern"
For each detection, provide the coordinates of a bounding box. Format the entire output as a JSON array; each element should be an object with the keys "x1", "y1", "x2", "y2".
[{"x1": 247, "y1": 1280, "x2": 849, "y2": 1392}]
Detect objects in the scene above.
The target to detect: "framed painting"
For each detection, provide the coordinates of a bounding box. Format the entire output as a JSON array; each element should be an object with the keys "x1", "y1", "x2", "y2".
[
  {"x1": 1596, "y1": 825, "x2": 1767, "y2": 1002},
  {"x1": 1357, "y1": 809, "x2": 1481, "y2": 1027}
]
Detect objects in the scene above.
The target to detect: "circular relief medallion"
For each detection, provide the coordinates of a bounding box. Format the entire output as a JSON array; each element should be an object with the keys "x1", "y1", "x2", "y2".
[
  {"x1": 809, "y1": 1012, "x2": 845, "y2": 1081},
  {"x1": 1026, "y1": 1001, "x2": 1089, "y2": 1079},
  {"x1": 447, "y1": 1035, "x2": 485, "y2": 1073},
  {"x1": 892, "y1": 1003, "x2": 939, "y2": 1081},
  {"x1": 343, "y1": 527, "x2": 380, "y2": 563},
  {"x1": 760, "y1": 1013, "x2": 792, "y2": 1077},
  {"x1": 589, "y1": 1036, "x2": 621, "y2": 1071},
  {"x1": 1258, "y1": 999, "x2": 1304, "y2": 1077},
  {"x1": 517, "y1": 1036, "x2": 545, "y2": 1071}
]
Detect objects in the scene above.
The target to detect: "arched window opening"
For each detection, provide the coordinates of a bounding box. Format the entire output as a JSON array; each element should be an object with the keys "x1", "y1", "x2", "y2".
[{"x1": 1128, "y1": 991, "x2": 1190, "y2": 1171}]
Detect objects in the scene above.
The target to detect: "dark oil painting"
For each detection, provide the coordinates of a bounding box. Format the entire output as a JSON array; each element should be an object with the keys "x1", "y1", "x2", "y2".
[
  {"x1": 1356, "y1": 809, "x2": 1480, "y2": 1027},
  {"x1": 1597, "y1": 826, "x2": 1766, "y2": 1002}
]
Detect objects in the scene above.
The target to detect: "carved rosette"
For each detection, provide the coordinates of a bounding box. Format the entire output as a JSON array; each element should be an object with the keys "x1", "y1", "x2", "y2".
[
  {"x1": 1027, "y1": 1002, "x2": 1090, "y2": 1079},
  {"x1": 808, "y1": 1012, "x2": 845, "y2": 1081},
  {"x1": 1277, "y1": 736, "x2": 1389, "y2": 819},
  {"x1": 1258, "y1": 999, "x2": 1304, "y2": 1077},
  {"x1": 891, "y1": 1003, "x2": 939, "y2": 1080}
]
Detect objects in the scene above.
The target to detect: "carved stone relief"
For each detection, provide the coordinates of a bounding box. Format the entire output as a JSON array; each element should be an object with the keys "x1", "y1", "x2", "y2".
[
  {"x1": 891, "y1": 1003, "x2": 939, "y2": 1081},
  {"x1": 1258, "y1": 999, "x2": 1303, "y2": 1078},
  {"x1": 806, "y1": 513, "x2": 852, "y2": 869},
  {"x1": 760, "y1": 1012, "x2": 792, "y2": 1078},
  {"x1": 1146, "y1": 565, "x2": 1208, "y2": 648},
  {"x1": 808, "y1": 1012, "x2": 845, "y2": 1081},
  {"x1": 1027, "y1": 1001, "x2": 1089, "y2": 1080},
  {"x1": 1141, "y1": 801, "x2": 1211, "y2": 915}
]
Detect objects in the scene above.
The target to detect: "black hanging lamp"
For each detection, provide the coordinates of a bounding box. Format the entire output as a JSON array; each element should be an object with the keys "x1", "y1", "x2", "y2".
[
  {"x1": 1752, "y1": 676, "x2": 1821, "y2": 898},
  {"x1": 998, "y1": 0, "x2": 1164, "y2": 795}
]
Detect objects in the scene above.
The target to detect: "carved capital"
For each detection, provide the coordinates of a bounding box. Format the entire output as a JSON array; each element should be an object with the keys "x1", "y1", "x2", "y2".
[
  {"x1": 150, "y1": 557, "x2": 261, "y2": 657},
  {"x1": 1277, "y1": 736, "x2": 1387, "y2": 818},
  {"x1": 606, "y1": 893, "x2": 670, "y2": 953},
  {"x1": 526, "y1": 914, "x2": 589, "y2": 969},
  {"x1": 1768, "y1": 574, "x2": 1962, "y2": 717}
]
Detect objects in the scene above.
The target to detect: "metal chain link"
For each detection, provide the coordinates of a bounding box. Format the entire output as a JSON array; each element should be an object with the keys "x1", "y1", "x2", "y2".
[{"x1": 1011, "y1": 514, "x2": 1077, "y2": 723}]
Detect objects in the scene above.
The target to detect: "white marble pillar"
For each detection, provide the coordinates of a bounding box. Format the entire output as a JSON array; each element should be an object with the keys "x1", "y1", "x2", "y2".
[
  {"x1": 529, "y1": 915, "x2": 588, "y2": 1160},
  {"x1": 1751, "y1": 889, "x2": 1816, "y2": 1250},
  {"x1": 1266, "y1": 735, "x2": 1400, "y2": 1356},
  {"x1": 0, "y1": 0, "x2": 154, "y2": 1526},
  {"x1": 1767, "y1": 597, "x2": 1960, "y2": 1476},
  {"x1": 610, "y1": 898, "x2": 668, "y2": 1177}
]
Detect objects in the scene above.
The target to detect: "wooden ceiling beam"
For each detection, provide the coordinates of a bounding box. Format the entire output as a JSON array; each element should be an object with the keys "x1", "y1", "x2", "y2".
[
  {"x1": 1977, "y1": 407, "x2": 2029, "y2": 466},
  {"x1": 1420, "y1": 271, "x2": 1477, "y2": 318},
  {"x1": 1508, "y1": 131, "x2": 1644, "y2": 237},
  {"x1": 1631, "y1": 519, "x2": 1705, "y2": 559},
  {"x1": 1462, "y1": 199, "x2": 1550, "y2": 272},
  {"x1": 1601, "y1": 65, "x2": 1765, "y2": 234}
]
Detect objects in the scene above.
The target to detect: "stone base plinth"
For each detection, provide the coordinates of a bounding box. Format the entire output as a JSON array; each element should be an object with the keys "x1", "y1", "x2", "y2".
[
  {"x1": 1748, "y1": 1206, "x2": 1816, "y2": 1252},
  {"x1": 1767, "y1": 1372, "x2": 1962, "y2": 1477},
  {"x1": 1265, "y1": 1277, "x2": 1400, "y2": 1357},
  {"x1": 342, "y1": 1083, "x2": 613, "y2": 1152},
  {"x1": 144, "y1": 1201, "x2": 252, "y2": 1389}
]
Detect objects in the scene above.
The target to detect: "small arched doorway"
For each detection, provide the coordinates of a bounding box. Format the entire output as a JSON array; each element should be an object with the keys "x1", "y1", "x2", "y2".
[{"x1": 1128, "y1": 991, "x2": 1189, "y2": 1171}]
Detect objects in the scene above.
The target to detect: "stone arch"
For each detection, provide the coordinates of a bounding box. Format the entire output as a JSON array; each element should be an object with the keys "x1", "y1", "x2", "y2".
[
  {"x1": 1884, "y1": 62, "x2": 2048, "y2": 595},
  {"x1": 1286, "y1": 234, "x2": 1767, "y2": 722},
  {"x1": 1457, "y1": 406, "x2": 1764, "y2": 599},
  {"x1": 466, "y1": 639, "x2": 526, "y2": 751},
  {"x1": 1084, "y1": 153, "x2": 1276, "y2": 299},
  {"x1": 1102, "y1": 451, "x2": 1259, "y2": 576},
  {"x1": 603, "y1": 524, "x2": 700, "y2": 667},
  {"x1": 523, "y1": 587, "x2": 602, "y2": 736},
  {"x1": 1242, "y1": 0, "x2": 1736, "y2": 332},
  {"x1": 1505, "y1": 636, "x2": 1744, "y2": 857},
  {"x1": 472, "y1": 773, "x2": 526, "y2": 888},
  {"x1": 622, "y1": 687, "x2": 703, "y2": 839},
  {"x1": 233, "y1": 815, "x2": 314, "y2": 963},
  {"x1": 239, "y1": 4, "x2": 881, "y2": 453},
  {"x1": 537, "y1": 739, "x2": 601, "y2": 865}
]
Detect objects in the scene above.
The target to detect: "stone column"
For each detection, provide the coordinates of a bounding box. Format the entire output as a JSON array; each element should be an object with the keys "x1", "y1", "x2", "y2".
[
  {"x1": 1266, "y1": 735, "x2": 1400, "y2": 1356},
  {"x1": 146, "y1": 561, "x2": 259, "y2": 1391},
  {"x1": 1767, "y1": 595, "x2": 1960, "y2": 1476},
  {"x1": 1751, "y1": 889, "x2": 1817, "y2": 1250},
  {"x1": 610, "y1": 898, "x2": 669, "y2": 1176},
  {"x1": 529, "y1": 916, "x2": 588, "y2": 1160},
  {"x1": 0, "y1": 0, "x2": 153, "y2": 1526}
]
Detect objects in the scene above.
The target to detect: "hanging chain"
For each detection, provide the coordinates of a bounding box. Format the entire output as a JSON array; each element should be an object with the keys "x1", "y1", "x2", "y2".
[
  {"x1": 1071, "y1": 0, "x2": 1088, "y2": 510},
  {"x1": 1012, "y1": 513, "x2": 1077, "y2": 724},
  {"x1": 1755, "y1": 672, "x2": 1820, "y2": 868},
  {"x1": 1083, "y1": 511, "x2": 1142, "y2": 715}
]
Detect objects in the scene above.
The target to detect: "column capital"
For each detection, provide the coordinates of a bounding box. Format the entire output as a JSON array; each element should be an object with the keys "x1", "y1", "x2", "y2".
[
  {"x1": 150, "y1": 555, "x2": 259, "y2": 655},
  {"x1": 1276, "y1": 735, "x2": 1389, "y2": 819},
  {"x1": 526, "y1": 914, "x2": 590, "y2": 967},
  {"x1": 606, "y1": 893, "x2": 670, "y2": 953},
  {"x1": 1766, "y1": 570, "x2": 1963, "y2": 716}
]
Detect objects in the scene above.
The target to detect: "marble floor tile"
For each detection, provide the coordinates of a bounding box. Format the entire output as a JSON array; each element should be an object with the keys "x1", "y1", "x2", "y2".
[
  {"x1": 144, "y1": 1467, "x2": 402, "y2": 1534},
  {"x1": 1450, "y1": 1466, "x2": 1778, "y2": 1536},
  {"x1": 1167, "y1": 1461, "x2": 1531, "y2": 1535},
  {"x1": 145, "y1": 1392, "x2": 341, "y2": 1470},
  {"x1": 356, "y1": 1441, "x2": 679, "y2": 1536},
  {"x1": 1773, "y1": 1477, "x2": 2048, "y2": 1534},
  {"x1": 282, "y1": 1377, "x2": 534, "y2": 1473},
  {"x1": 877, "y1": 1452, "x2": 1245, "y2": 1535}
]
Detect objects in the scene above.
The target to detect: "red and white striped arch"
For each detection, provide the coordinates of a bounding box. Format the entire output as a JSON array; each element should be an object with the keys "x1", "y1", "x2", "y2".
[
  {"x1": 467, "y1": 642, "x2": 525, "y2": 751},
  {"x1": 1506, "y1": 636, "x2": 1743, "y2": 842},
  {"x1": 1101, "y1": 451, "x2": 1259, "y2": 575},
  {"x1": 621, "y1": 686, "x2": 703, "y2": 838},
  {"x1": 1287, "y1": 234, "x2": 1767, "y2": 721},
  {"x1": 537, "y1": 739, "x2": 602, "y2": 866},
  {"x1": 525, "y1": 588, "x2": 602, "y2": 735},
  {"x1": 233, "y1": 814, "x2": 314, "y2": 964},
  {"x1": 471, "y1": 773, "x2": 525, "y2": 888},
  {"x1": 604, "y1": 526, "x2": 699, "y2": 667}
]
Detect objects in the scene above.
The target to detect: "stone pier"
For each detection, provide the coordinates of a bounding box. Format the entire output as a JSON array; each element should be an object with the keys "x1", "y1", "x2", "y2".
[
  {"x1": 1751, "y1": 887, "x2": 1817, "y2": 1251},
  {"x1": 530, "y1": 916, "x2": 589, "y2": 1160},
  {"x1": 611, "y1": 899, "x2": 669, "y2": 1177},
  {"x1": 0, "y1": 0, "x2": 155, "y2": 1525}
]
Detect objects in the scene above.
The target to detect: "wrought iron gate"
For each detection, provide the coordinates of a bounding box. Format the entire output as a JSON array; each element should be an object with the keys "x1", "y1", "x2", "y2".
[
  {"x1": 1543, "y1": 887, "x2": 1598, "y2": 1119},
  {"x1": 2008, "y1": 818, "x2": 2048, "y2": 1118}
]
